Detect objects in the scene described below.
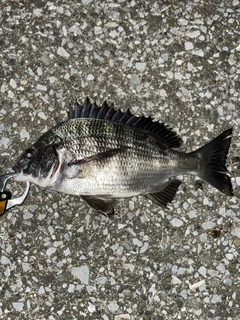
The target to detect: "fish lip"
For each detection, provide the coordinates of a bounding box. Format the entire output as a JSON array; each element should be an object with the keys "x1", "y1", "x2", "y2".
[{"x1": 11, "y1": 166, "x2": 23, "y2": 182}]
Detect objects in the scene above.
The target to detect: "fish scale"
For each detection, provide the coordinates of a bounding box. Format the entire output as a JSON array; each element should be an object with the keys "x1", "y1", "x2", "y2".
[{"x1": 12, "y1": 97, "x2": 233, "y2": 214}]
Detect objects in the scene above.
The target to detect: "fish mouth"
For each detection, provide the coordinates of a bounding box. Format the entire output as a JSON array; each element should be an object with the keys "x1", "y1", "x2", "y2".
[
  {"x1": 12, "y1": 163, "x2": 33, "y2": 182},
  {"x1": 11, "y1": 168, "x2": 25, "y2": 182}
]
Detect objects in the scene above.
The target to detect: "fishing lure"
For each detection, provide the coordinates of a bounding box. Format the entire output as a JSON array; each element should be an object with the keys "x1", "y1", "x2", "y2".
[{"x1": 0, "y1": 172, "x2": 30, "y2": 215}]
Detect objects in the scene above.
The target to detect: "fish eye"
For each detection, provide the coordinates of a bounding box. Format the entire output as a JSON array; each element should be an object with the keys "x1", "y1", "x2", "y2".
[{"x1": 24, "y1": 148, "x2": 34, "y2": 159}]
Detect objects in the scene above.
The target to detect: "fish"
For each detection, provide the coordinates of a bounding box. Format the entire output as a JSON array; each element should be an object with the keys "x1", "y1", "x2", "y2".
[{"x1": 12, "y1": 97, "x2": 233, "y2": 215}]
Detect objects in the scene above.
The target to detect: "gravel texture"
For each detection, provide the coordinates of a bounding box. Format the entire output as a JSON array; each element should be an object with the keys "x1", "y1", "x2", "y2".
[{"x1": 0, "y1": 0, "x2": 240, "y2": 319}]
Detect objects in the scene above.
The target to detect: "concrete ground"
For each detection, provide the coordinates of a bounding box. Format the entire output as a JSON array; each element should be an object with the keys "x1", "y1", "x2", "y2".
[{"x1": 0, "y1": 0, "x2": 240, "y2": 319}]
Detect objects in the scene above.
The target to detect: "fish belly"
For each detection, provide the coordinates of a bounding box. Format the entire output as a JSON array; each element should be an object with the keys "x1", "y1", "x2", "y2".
[{"x1": 51, "y1": 149, "x2": 195, "y2": 198}]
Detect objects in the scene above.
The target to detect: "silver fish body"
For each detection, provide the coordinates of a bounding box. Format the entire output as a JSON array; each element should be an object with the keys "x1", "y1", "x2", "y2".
[{"x1": 13, "y1": 98, "x2": 233, "y2": 214}]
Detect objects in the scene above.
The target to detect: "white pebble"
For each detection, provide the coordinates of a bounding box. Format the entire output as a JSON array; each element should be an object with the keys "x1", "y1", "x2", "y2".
[
  {"x1": 57, "y1": 47, "x2": 70, "y2": 58},
  {"x1": 170, "y1": 217, "x2": 183, "y2": 227},
  {"x1": 171, "y1": 275, "x2": 182, "y2": 284},
  {"x1": 236, "y1": 177, "x2": 240, "y2": 185},
  {"x1": 38, "y1": 285, "x2": 45, "y2": 294},
  {"x1": 87, "y1": 74, "x2": 94, "y2": 81},
  {"x1": 22, "y1": 262, "x2": 30, "y2": 272},
  {"x1": 224, "y1": 278, "x2": 232, "y2": 286},
  {"x1": 20, "y1": 128, "x2": 30, "y2": 140},
  {"x1": 231, "y1": 227, "x2": 240, "y2": 238},
  {"x1": 160, "y1": 89, "x2": 167, "y2": 97},
  {"x1": 211, "y1": 295, "x2": 222, "y2": 303},
  {"x1": 198, "y1": 266, "x2": 206, "y2": 277},
  {"x1": 202, "y1": 221, "x2": 215, "y2": 230},
  {"x1": 68, "y1": 284, "x2": 75, "y2": 293},
  {"x1": 129, "y1": 201, "x2": 134, "y2": 211},
  {"x1": 23, "y1": 212, "x2": 33, "y2": 219},
  {"x1": 95, "y1": 276, "x2": 107, "y2": 284},
  {"x1": 12, "y1": 302, "x2": 24, "y2": 312},
  {"x1": 188, "y1": 279, "x2": 205, "y2": 290},
  {"x1": 10, "y1": 79, "x2": 17, "y2": 88},
  {"x1": 21, "y1": 100, "x2": 29, "y2": 108},
  {"x1": 94, "y1": 26, "x2": 102, "y2": 35},
  {"x1": 188, "y1": 210, "x2": 197, "y2": 219},
  {"x1": 176, "y1": 59, "x2": 183, "y2": 65},
  {"x1": 203, "y1": 197, "x2": 209, "y2": 205},
  {"x1": 199, "y1": 233, "x2": 208, "y2": 242},
  {"x1": 187, "y1": 30, "x2": 200, "y2": 38},
  {"x1": 226, "y1": 253, "x2": 234, "y2": 260},
  {"x1": 216, "y1": 263, "x2": 225, "y2": 273},
  {"x1": 218, "y1": 106, "x2": 223, "y2": 116},
  {"x1": 109, "y1": 30, "x2": 118, "y2": 38},
  {"x1": 71, "y1": 265, "x2": 89, "y2": 284},
  {"x1": 48, "y1": 76, "x2": 57, "y2": 84},
  {"x1": 36, "y1": 84, "x2": 47, "y2": 91},
  {"x1": 46, "y1": 247, "x2": 56, "y2": 256},
  {"x1": 105, "y1": 22, "x2": 118, "y2": 28},
  {"x1": 179, "y1": 18, "x2": 188, "y2": 26},
  {"x1": 194, "y1": 49, "x2": 204, "y2": 57},
  {"x1": 1, "y1": 84, "x2": 6, "y2": 93},
  {"x1": 108, "y1": 302, "x2": 119, "y2": 312},
  {"x1": 1, "y1": 256, "x2": 10, "y2": 264},
  {"x1": 185, "y1": 42, "x2": 193, "y2": 50},
  {"x1": 38, "y1": 112, "x2": 47, "y2": 120},
  {"x1": 69, "y1": 24, "x2": 81, "y2": 35},
  {"x1": 82, "y1": 0, "x2": 93, "y2": 4},
  {"x1": 161, "y1": 53, "x2": 168, "y2": 61},
  {"x1": 130, "y1": 74, "x2": 140, "y2": 85},
  {"x1": 174, "y1": 72, "x2": 183, "y2": 80},
  {"x1": 140, "y1": 242, "x2": 149, "y2": 253},
  {"x1": 88, "y1": 303, "x2": 96, "y2": 313},
  {"x1": 0, "y1": 137, "x2": 10, "y2": 148},
  {"x1": 33, "y1": 8, "x2": 42, "y2": 17},
  {"x1": 133, "y1": 238, "x2": 143, "y2": 247},
  {"x1": 136, "y1": 62, "x2": 146, "y2": 71}
]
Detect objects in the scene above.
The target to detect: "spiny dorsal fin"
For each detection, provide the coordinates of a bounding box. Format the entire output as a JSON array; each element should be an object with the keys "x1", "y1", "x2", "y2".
[{"x1": 68, "y1": 97, "x2": 182, "y2": 148}]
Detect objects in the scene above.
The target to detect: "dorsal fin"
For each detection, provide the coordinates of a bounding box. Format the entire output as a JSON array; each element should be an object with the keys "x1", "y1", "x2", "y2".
[{"x1": 68, "y1": 97, "x2": 182, "y2": 148}]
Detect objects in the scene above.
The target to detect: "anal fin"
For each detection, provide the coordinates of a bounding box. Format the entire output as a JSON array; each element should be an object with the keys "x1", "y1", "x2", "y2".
[
  {"x1": 145, "y1": 179, "x2": 182, "y2": 208},
  {"x1": 81, "y1": 195, "x2": 114, "y2": 216}
]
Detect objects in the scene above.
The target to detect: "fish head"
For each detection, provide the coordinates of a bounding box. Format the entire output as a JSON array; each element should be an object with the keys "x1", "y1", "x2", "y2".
[{"x1": 12, "y1": 138, "x2": 59, "y2": 187}]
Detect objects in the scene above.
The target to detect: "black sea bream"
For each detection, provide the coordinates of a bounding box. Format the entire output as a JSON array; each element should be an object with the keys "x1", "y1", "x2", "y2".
[{"x1": 13, "y1": 98, "x2": 233, "y2": 214}]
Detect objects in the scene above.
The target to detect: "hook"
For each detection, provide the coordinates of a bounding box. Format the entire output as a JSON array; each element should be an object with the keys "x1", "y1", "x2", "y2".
[{"x1": 0, "y1": 172, "x2": 30, "y2": 215}]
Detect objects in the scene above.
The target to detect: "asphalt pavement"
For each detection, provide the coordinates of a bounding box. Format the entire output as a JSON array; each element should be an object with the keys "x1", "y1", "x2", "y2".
[{"x1": 0, "y1": 0, "x2": 240, "y2": 319}]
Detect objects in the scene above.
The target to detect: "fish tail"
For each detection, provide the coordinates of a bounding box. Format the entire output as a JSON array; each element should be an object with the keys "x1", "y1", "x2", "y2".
[{"x1": 193, "y1": 128, "x2": 233, "y2": 196}]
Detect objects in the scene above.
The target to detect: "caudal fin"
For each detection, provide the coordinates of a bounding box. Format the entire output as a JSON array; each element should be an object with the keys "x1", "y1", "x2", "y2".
[{"x1": 194, "y1": 128, "x2": 233, "y2": 196}]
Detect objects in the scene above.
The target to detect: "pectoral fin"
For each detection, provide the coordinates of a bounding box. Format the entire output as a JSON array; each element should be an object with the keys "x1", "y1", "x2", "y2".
[
  {"x1": 145, "y1": 179, "x2": 182, "y2": 208},
  {"x1": 81, "y1": 195, "x2": 114, "y2": 216},
  {"x1": 64, "y1": 148, "x2": 123, "y2": 179},
  {"x1": 69, "y1": 148, "x2": 123, "y2": 167}
]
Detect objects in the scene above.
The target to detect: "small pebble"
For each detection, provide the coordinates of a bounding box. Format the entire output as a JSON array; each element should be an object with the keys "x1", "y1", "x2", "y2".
[
  {"x1": 71, "y1": 266, "x2": 89, "y2": 285},
  {"x1": 57, "y1": 47, "x2": 70, "y2": 58},
  {"x1": 108, "y1": 302, "x2": 119, "y2": 312},
  {"x1": 211, "y1": 295, "x2": 222, "y2": 304},
  {"x1": 12, "y1": 302, "x2": 24, "y2": 312},
  {"x1": 135, "y1": 62, "x2": 146, "y2": 71},
  {"x1": 171, "y1": 218, "x2": 183, "y2": 227}
]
